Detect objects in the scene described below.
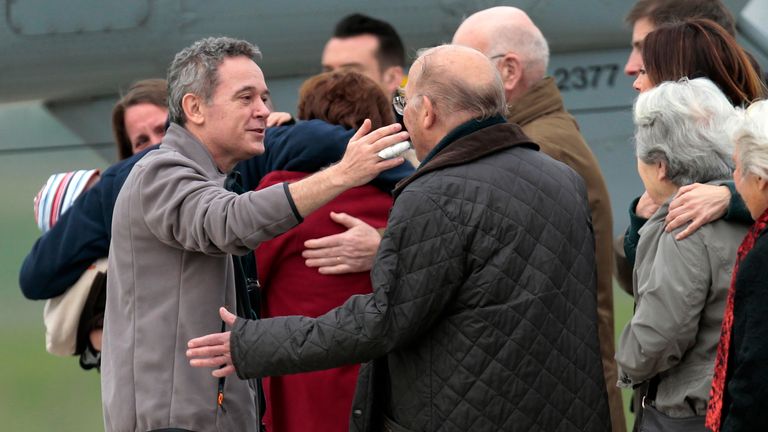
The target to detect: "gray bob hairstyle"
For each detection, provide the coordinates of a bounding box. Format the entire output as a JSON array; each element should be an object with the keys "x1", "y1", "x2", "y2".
[
  {"x1": 734, "y1": 100, "x2": 768, "y2": 180},
  {"x1": 167, "y1": 37, "x2": 261, "y2": 125},
  {"x1": 634, "y1": 77, "x2": 736, "y2": 186}
]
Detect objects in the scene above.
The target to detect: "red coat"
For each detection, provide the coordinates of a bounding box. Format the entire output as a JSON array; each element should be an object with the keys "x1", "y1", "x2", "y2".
[{"x1": 255, "y1": 170, "x2": 393, "y2": 432}]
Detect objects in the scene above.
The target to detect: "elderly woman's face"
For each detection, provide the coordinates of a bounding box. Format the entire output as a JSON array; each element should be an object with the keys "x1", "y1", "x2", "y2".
[
  {"x1": 637, "y1": 158, "x2": 677, "y2": 205},
  {"x1": 733, "y1": 148, "x2": 768, "y2": 220}
]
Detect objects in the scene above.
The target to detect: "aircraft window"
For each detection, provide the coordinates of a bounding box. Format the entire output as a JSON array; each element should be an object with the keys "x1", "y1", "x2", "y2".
[{"x1": 8, "y1": 0, "x2": 149, "y2": 35}]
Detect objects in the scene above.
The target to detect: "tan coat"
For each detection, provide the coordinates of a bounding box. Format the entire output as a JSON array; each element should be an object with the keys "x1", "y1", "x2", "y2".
[{"x1": 508, "y1": 77, "x2": 624, "y2": 432}]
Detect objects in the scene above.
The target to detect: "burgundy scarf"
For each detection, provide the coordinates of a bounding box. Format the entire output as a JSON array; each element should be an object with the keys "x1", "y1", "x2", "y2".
[{"x1": 706, "y1": 208, "x2": 768, "y2": 431}]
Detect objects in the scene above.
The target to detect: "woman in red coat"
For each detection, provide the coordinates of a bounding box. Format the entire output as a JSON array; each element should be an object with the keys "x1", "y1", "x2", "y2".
[{"x1": 256, "y1": 71, "x2": 405, "y2": 432}]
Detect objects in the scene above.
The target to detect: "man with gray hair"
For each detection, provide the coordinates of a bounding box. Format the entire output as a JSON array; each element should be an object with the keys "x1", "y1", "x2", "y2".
[
  {"x1": 452, "y1": 7, "x2": 623, "y2": 431},
  {"x1": 101, "y1": 36, "x2": 407, "y2": 432},
  {"x1": 187, "y1": 44, "x2": 610, "y2": 431}
]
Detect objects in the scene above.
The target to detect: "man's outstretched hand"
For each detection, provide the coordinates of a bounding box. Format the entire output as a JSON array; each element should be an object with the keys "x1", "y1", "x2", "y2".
[{"x1": 187, "y1": 307, "x2": 237, "y2": 378}]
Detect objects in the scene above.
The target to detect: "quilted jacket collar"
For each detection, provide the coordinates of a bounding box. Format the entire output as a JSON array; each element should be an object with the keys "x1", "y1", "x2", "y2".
[{"x1": 393, "y1": 118, "x2": 538, "y2": 197}]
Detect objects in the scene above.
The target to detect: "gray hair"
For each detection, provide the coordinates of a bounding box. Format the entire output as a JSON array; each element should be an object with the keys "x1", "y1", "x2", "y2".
[
  {"x1": 413, "y1": 45, "x2": 506, "y2": 121},
  {"x1": 634, "y1": 77, "x2": 736, "y2": 186},
  {"x1": 734, "y1": 100, "x2": 768, "y2": 180},
  {"x1": 167, "y1": 37, "x2": 261, "y2": 125},
  {"x1": 487, "y1": 22, "x2": 549, "y2": 82}
]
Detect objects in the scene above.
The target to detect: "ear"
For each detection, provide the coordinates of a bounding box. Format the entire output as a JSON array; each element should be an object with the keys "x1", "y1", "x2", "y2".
[
  {"x1": 420, "y1": 95, "x2": 436, "y2": 130},
  {"x1": 182, "y1": 93, "x2": 205, "y2": 126},
  {"x1": 497, "y1": 53, "x2": 523, "y2": 93},
  {"x1": 756, "y1": 175, "x2": 768, "y2": 192},
  {"x1": 656, "y1": 161, "x2": 668, "y2": 181},
  {"x1": 381, "y1": 66, "x2": 405, "y2": 94}
]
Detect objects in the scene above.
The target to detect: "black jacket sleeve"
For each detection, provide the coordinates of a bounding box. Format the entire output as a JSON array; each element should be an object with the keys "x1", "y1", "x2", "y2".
[{"x1": 231, "y1": 188, "x2": 465, "y2": 378}]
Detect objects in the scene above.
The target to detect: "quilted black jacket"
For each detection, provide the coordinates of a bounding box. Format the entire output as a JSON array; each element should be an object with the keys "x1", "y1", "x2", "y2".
[{"x1": 231, "y1": 119, "x2": 610, "y2": 431}]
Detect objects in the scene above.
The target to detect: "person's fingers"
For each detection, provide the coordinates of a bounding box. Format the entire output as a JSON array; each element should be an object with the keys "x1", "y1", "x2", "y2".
[
  {"x1": 188, "y1": 331, "x2": 229, "y2": 349},
  {"x1": 368, "y1": 131, "x2": 410, "y2": 153},
  {"x1": 357, "y1": 122, "x2": 403, "y2": 147},
  {"x1": 305, "y1": 256, "x2": 346, "y2": 268},
  {"x1": 186, "y1": 342, "x2": 228, "y2": 358},
  {"x1": 674, "y1": 183, "x2": 696, "y2": 197},
  {"x1": 665, "y1": 211, "x2": 693, "y2": 232},
  {"x1": 373, "y1": 156, "x2": 406, "y2": 171},
  {"x1": 318, "y1": 264, "x2": 351, "y2": 275},
  {"x1": 303, "y1": 242, "x2": 343, "y2": 257},
  {"x1": 266, "y1": 112, "x2": 292, "y2": 127},
  {"x1": 349, "y1": 119, "x2": 373, "y2": 142},
  {"x1": 665, "y1": 206, "x2": 686, "y2": 226},
  {"x1": 220, "y1": 307, "x2": 236, "y2": 327},
  {"x1": 304, "y1": 233, "x2": 343, "y2": 250},
  {"x1": 329, "y1": 212, "x2": 363, "y2": 228},
  {"x1": 669, "y1": 183, "x2": 701, "y2": 211},
  {"x1": 189, "y1": 353, "x2": 229, "y2": 367},
  {"x1": 211, "y1": 365, "x2": 236, "y2": 378},
  {"x1": 674, "y1": 218, "x2": 704, "y2": 241}
]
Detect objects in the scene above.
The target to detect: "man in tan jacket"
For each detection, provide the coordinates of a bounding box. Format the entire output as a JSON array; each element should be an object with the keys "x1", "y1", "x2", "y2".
[{"x1": 453, "y1": 7, "x2": 623, "y2": 431}]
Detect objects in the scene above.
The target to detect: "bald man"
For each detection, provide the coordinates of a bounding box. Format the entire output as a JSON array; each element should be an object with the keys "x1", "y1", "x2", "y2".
[
  {"x1": 453, "y1": 7, "x2": 623, "y2": 431},
  {"x1": 187, "y1": 45, "x2": 610, "y2": 431}
]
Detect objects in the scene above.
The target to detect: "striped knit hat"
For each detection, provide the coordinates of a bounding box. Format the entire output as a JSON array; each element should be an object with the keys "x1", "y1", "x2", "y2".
[{"x1": 34, "y1": 169, "x2": 100, "y2": 233}]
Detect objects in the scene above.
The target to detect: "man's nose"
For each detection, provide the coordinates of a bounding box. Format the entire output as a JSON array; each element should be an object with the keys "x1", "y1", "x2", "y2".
[
  {"x1": 254, "y1": 99, "x2": 270, "y2": 118},
  {"x1": 624, "y1": 52, "x2": 640, "y2": 77}
]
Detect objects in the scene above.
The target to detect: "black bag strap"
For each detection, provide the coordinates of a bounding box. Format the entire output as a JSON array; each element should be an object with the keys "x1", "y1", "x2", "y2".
[{"x1": 644, "y1": 375, "x2": 660, "y2": 406}]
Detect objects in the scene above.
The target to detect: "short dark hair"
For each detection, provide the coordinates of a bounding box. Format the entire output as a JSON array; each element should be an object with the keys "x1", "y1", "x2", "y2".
[
  {"x1": 112, "y1": 79, "x2": 168, "y2": 160},
  {"x1": 333, "y1": 13, "x2": 405, "y2": 69},
  {"x1": 298, "y1": 70, "x2": 394, "y2": 130},
  {"x1": 642, "y1": 19, "x2": 765, "y2": 106},
  {"x1": 625, "y1": 0, "x2": 736, "y2": 36}
]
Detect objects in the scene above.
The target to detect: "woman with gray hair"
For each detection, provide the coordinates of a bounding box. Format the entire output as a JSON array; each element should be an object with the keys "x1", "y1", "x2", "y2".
[
  {"x1": 615, "y1": 78, "x2": 750, "y2": 430},
  {"x1": 706, "y1": 100, "x2": 768, "y2": 432}
]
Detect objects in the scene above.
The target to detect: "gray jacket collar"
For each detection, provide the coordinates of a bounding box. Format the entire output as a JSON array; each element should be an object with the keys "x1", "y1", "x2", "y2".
[{"x1": 161, "y1": 123, "x2": 225, "y2": 182}]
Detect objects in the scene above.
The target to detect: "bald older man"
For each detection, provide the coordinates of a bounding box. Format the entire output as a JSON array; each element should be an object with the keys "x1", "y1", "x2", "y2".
[
  {"x1": 453, "y1": 8, "x2": 623, "y2": 431},
  {"x1": 187, "y1": 44, "x2": 610, "y2": 432}
]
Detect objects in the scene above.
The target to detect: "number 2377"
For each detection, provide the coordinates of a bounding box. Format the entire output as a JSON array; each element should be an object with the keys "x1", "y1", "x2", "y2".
[{"x1": 554, "y1": 64, "x2": 619, "y2": 91}]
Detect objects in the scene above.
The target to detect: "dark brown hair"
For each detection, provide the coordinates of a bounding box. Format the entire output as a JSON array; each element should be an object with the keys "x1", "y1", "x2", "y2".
[
  {"x1": 111, "y1": 79, "x2": 168, "y2": 160},
  {"x1": 642, "y1": 19, "x2": 765, "y2": 106},
  {"x1": 333, "y1": 13, "x2": 405, "y2": 69},
  {"x1": 297, "y1": 71, "x2": 394, "y2": 130},
  {"x1": 625, "y1": 0, "x2": 735, "y2": 36}
]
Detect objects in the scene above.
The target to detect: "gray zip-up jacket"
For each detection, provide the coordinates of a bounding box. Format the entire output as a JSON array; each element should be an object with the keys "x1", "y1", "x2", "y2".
[
  {"x1": 616, "y1": 194, "x2": 748, "y2": 418},
  {"x1": 101, "y1": 124, "x2": 300, "y2": 432}
]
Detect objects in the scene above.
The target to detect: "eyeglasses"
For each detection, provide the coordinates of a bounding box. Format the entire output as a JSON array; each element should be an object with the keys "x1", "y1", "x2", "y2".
[
  {"x1": 393, "y1": 88, "x2": 407, "y2": 116},
  {"x1": 488, "y1": 53, "x2": 506, "y2": 61}
]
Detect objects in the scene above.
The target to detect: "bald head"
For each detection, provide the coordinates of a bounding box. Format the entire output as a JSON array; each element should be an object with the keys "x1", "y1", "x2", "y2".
[
  {"x1": 409, "y1": 45, "x2": 505, "y2": 123},
  {"x1": 453, "y1": 7, "x2": 549, "y2": 101},
  {"x1": 404, "y1": 45, "x2": 506, "y2": 158}
]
